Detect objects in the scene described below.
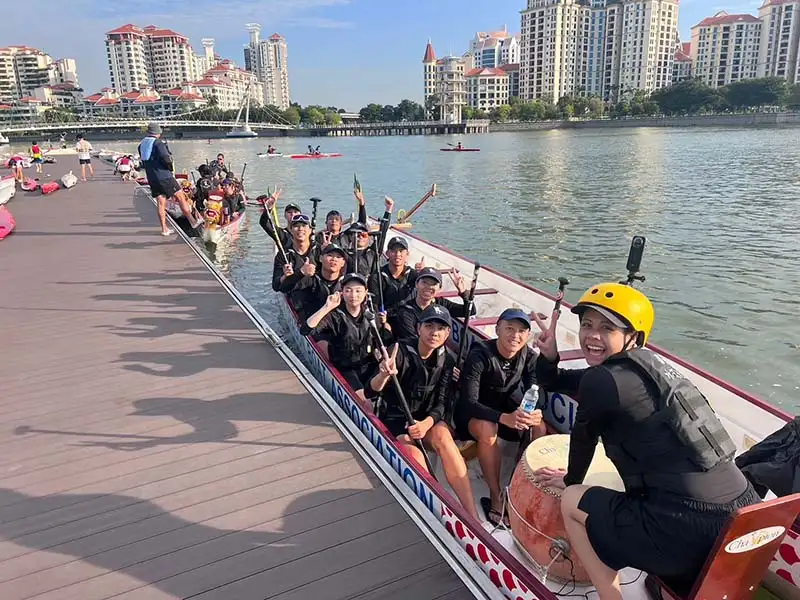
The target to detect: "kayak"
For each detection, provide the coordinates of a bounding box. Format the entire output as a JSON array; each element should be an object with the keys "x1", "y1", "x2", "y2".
[
  {"x1": 271, "y1": 218, "x2": 798, "y2": 600},
  {"x1": 257, "y1": 152, "x2": 284, "y2": 157},
  {"x1": 440, "y1": 148, "x2": 480, "y2": 152},
  {"x1": 289, "y1": 153, "x2": 342, "y2": 159}
]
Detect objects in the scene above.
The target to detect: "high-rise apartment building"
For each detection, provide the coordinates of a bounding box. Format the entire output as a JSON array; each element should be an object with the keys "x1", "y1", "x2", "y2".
[
  {"x1": 243, "y1": 24, "x2": 290, "y2": 109},
  {"x1": 0, "y1": 46, "x2": 80, "y2": 104},
  {"x1": 690, "y1": 11, "x2": 762, "y2": 88},
  {"x1": 469, "y1": 27, "x2": 521, "y2": 68},
  {"x1": 105, "y1": 24, "x2": 197, "y2": 93},
  {"x1": 757, "y1": 0, "x2": 800, "y2": 83},
  {"x1": 519, "y1": 0, "x2": 678, "y2": 104},
  {"x1": 422, "y1": 41, "x2": 466, "y2": 122}
]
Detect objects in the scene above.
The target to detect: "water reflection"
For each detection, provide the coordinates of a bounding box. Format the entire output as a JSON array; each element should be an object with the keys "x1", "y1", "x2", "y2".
[{"x1": 90, "y1": 128, "x2": 800, "y2": 410}]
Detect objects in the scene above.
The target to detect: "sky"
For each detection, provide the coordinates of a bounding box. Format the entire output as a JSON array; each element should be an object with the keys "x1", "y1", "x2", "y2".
[{"x1": 0, "y1": 0, "x2": 764, "y2": 112}]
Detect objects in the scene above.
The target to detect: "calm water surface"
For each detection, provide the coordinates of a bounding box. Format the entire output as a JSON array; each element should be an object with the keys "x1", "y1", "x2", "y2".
[{"x1": 83, "y1": 127, "x2": 800, "y2": 412}]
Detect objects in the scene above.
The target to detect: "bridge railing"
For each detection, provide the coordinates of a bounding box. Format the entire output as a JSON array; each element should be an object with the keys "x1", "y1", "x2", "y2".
[
  {"x1": 0, "y1": 120, "x2": 294, "y2": 133},
  {"x1": 305, "y1": 119, "x2": 491, "y2": 130}
]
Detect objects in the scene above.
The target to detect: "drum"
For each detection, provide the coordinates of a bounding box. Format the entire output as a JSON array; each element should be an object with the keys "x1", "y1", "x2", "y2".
[{"x1": 507, "y1": 434, "x2": 624, "y2": 584}]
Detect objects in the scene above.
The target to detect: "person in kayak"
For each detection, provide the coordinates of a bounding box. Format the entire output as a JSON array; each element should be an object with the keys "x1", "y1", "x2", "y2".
[
  {"x1": 531, "y1": 283, "x2": 759, "y2": 600},
  {"x1": 314, "y1": 209, "x2": 344, "y2": 247},
  {"x1": 259, "y1": 191, "x2": 301, "y2": 250},
  {"x1": 30, "y1": 142, "x2": 43, "y2": 174},
  {"x1": 138, "y1": 123, "x2": 200, "y2": 236},
  {"x1": 454, "y1": 308, "x2": 544, "y2": 528},
  {"x1": 289, "y1": 243, "x2": 347, "y2": 320},
  {"x1": 456, "y1": 142, "x2": 463, "y2": 150},
  {"x1": 266, "y1": 145, "x2": 276, "y2": 155},
  {"x1": 219, "y1": 178, "x2": 246, "y2": 226},
  {"x1": 300, "y1": 274, "x2": 391, "y2": 402},
  {"x1": 367, "y1": 304, "x2": 480, "y2": 520},
  {"x1": 271, "y1": 213, "x2": 319, "y2": 295},
  {"x1": 367, "y1": 236, "x2": 423, "y2": 320},
  {"x1": 391, "y1": 267, "x2": 474, "y2": 342}
]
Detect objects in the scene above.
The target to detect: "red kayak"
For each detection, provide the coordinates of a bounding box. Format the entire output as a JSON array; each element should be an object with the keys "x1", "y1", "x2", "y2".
[
  {"x1": 289, "y1": 153, "x2": 342, "y2": 159},
  {"x1": 440, "y1": 148, "x2": 480, "y2": 152}
]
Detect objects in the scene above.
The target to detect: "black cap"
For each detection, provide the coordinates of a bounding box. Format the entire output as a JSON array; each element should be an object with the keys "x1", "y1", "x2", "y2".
[
  {"x1": 326, "y1": 210, "x2": 341, "y2": 219},
  {"x1": 291, "y1": 214, "x2": 311, "y2": 226},
  {"x1": 321, "y1": 244, "x2": 347, "y2": 257},
  {"x1": 419, "y1": 304, "x2": 452, "y2": 327},
  {"x1": 285, "y1": 203, "x2": 301, "y2": 212},
  {"x1": 342, "y1": 272, "x2": 368, "y2": 287},
  {"x1": 347, "y1": 222, "x2": 368, "y2": 233},
  {"x1": 387, "y1": 236, "x2": 409, "y2": 250},
  {"x1": 498, "y1": 308, "x2": 532, "y2": 329},
  {"x1": 417, "y1": 267, "x2": 442, "y2": 285}
]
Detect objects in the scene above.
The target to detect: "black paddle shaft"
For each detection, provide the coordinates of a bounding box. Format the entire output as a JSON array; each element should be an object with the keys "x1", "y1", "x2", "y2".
[
  {"x1": 455, "y1": 263, "x2": 482, "y2": 369},
  {"x1": 371, "y1": 235, "x2": 385, "y2": 311},
  {"x1": 364, "y1": 314, "x2": 438, "y2": 479}
]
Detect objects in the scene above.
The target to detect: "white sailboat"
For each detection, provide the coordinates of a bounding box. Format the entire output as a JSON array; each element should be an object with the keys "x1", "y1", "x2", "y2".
[{"x1": 226, "y1": 79, "x2": 259, "y2": 138}]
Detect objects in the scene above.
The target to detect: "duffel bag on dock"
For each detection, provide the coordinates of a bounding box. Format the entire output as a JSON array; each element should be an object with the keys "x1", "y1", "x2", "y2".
[{"x1": 40, "y1": 181, "x2": 60, "y2": 195}]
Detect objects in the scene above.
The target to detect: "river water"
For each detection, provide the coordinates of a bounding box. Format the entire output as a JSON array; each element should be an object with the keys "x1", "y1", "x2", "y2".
[{"x1": 74, "y1": 127, "x2": 800, "y2": 413}]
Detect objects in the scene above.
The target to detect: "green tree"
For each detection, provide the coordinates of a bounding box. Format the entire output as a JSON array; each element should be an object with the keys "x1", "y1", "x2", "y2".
[
  {"x1": 324, "y1": 110, "x2": 342, "y2": 125},
  {"x1": 723, "y1": 77, "x2": 789, "y2": 109},
  {"x1": 359, "y1": 103, "x2": 383, "y2": 122},
  {"x1": 395, "y1": 98, "x2": 424, "y2": 121},
  {"x1": 283, "y1": 106, "x2": 301, "y2": 125},
  {"x1": 303, "y1": 106, "x2": 326, "y2": 125},
  {"x1": 651, "y1": 78, "x2": 724, "y2": 115}
]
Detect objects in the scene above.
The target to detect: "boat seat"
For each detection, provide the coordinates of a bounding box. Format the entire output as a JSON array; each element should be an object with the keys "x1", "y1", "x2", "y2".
[
  {"x1": 436, "y1": 288, "x2": 498, "y2": 299},
  {"x1": 645, "y1": 492, "x2": 800, "y2": 600},
  {"x1": 463, "y1": 316, "x2": 500, "y2": 328},
  {"x1": 558, "y1": 349, "x2": 585, "y2": 361}
]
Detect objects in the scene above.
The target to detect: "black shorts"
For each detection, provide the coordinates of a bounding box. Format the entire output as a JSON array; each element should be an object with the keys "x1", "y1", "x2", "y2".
[
  {"x1": 453, "y1": 413, "x2": 521, "y2": 443},
  {"x1": 150, "y1": 176, "x2": 181, "y2": 199},
  {"x1": 578, "y1": 483, "x2": 760, "y2": 593},
  {"x1": 338, "y1": 363, "x2": 373, "y2": 392},
  {"x1": 79, "y1": 158, "x2": 91, "y2": 165}
]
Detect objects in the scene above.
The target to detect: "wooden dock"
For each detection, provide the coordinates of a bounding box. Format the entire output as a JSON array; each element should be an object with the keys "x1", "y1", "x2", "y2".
[{"x1": 0, "y1": 165, "x2": 473, "y2": 599}]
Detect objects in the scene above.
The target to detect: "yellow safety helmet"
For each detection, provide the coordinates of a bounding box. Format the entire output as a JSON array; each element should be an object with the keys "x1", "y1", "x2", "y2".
[{"x1": 571, "y1": 282, "x2": 654, "y2": 345}]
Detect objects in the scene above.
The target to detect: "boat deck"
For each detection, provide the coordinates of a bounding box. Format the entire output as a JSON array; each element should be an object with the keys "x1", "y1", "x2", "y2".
[{"x1": 0, "y1": 164, "x2": 473, "y2": 600}]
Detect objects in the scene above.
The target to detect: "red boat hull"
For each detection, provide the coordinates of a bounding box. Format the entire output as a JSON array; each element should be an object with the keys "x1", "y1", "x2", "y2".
[
  {"x1": 440, "y1": 148, "x2": 480, "y2": 152},
  {"x1": 289, "y1": 153, "x2": 342, "y2": 159}
]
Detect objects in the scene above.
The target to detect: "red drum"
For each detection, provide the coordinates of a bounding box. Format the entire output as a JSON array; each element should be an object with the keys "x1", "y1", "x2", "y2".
[{"x1": 507, "y1": 434, "x2": 623, "y2": 584}]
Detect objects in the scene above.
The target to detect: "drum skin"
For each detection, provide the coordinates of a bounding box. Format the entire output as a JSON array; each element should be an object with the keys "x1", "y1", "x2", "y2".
[{"x1": 507, "y1": 434, "x2": 624, "y2": 584}]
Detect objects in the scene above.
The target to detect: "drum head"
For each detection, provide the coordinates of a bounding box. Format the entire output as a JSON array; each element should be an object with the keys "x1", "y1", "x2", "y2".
[{"x1": 523, "y1": 434, "x2": 624, "y2": 492}]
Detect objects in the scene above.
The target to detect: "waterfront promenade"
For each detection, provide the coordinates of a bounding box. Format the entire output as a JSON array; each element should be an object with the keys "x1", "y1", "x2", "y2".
[{"x1": 0, "y1": 165, "x2": 472, "y2": 599}]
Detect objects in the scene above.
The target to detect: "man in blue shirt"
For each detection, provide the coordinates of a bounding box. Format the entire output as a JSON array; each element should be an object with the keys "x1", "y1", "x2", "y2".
[{"x1": 138, "y1": 122, "x2": 199, "y2": 236}]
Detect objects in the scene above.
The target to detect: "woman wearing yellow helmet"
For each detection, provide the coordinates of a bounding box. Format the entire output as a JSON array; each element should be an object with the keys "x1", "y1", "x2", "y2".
[{"x1": 530, "y1": 282, "x2": 758, "y2": 600}]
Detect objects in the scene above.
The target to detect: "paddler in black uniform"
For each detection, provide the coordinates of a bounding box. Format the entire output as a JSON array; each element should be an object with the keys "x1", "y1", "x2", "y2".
[
  {"x1": 210, "y1": 153, "x2": 229, "y2": 180},
  {"x1": 259, "y1": 190, "x2": 301, "y2": 249},
  {"x1": 194, "y1": 164, "x2": 215, "y2": 211},
  {"x1": 271, "y1": 214, "x2": 319, "y2": 295},
  {"x1": 314, "y1": 209, "x2": 343, "y2": 247},
  {"x1": 300, "y1": 273, "x2": 392, "y2": 405},
  {"x1": 367, "y1": 236, "x2": 423, "y2": 320},
  {"x1": 391, "y1": 267, "x2": 475, "y2": 342},
  {"x1": 454, "y1": 308, "x2": 544, "y2": 528},
  {"x1": 220, "y1": 178, "x2": 246, "y2": 226},
  {"x1": 532, "y1": 283, "x2": 759, "y2": 599},
  {"x1": 366, "y1": 305, "x2": 480, "y2": 520},
  {"x1": 289, "y1": 243, "x2": 347, "y2": 320}
]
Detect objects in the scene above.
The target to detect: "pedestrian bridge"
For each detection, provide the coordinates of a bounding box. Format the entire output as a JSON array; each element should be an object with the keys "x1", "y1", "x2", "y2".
[{"x1": 0, "y1": 120, "x2": 295, "y2": 134}]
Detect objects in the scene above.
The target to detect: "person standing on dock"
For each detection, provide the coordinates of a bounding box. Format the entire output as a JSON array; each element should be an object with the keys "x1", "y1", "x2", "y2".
[
  {"x1": 75, "y1": 134, "x2": 94, "y2": 182},
  {"x1": 138, "y1": 123, "x2": 199, "y2": 236}
]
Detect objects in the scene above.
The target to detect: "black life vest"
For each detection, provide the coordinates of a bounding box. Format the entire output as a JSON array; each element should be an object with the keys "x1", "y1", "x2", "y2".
[
  {"x1": 328, "y1": 308, "x2": 374, "y2": 370},
  {"x1": 602, "y1": 348, "x2": 737, "y2": 489},
  {"x1": 474, "y1": 340, "x2": 528, "y2": 397},
  {"x1": 381, "y1": 342, "x2": 447, "y2": 421}
]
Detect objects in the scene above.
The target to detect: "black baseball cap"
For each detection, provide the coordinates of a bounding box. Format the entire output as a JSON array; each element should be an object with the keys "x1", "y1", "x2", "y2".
[
  {"x1": 498, "y1": 308, "x2": 531, "y2": 329},
  {"x1": 321, "y1": 243, "x2": 347, "y2": 257},
  {"x1": 326, "y1": 210, "x2": 341, "y2": 219},
  {"x1": 387, "y1": 236, "x2": 409, "y2": 250},
  {"x1": 419, "y1": 304, "x2": 451, "y2": 327},
  {"x1": 291, "y1": 214, "x2": 311, "y2": 226},
  {"x1": 417, "y1": 267, "x2": 442, "y2": 285},
  {"x1": 342, "y1": 272, "x2": 368, "y2": 287},
  {"x1": 285, "y1": 203, "x2": 301, "y2": 212}
]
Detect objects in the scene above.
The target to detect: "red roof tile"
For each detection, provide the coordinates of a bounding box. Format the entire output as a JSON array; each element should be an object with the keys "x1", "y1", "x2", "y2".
[
  {"x1": 134, "y1": 96, "x2": 159, "y2": 103},
  {"x1": 423, "y1": 40, "x2": 436, "y2": 63},
  {"x1": 106, "y1": 24, "x2": 143, "y2": 35},
  {"x1": 0, "y1": 104, "x2": 12, "y2": 109},
  {"x1": 498, "y1": 63, "x2": 520, "y2": 72},
  {"x1": 465, "y1": 67, "x2": 509, "y2": 77},
  {"x1": 19, "y1": 97, "x2": 41, "y2": 103},
  {"x1": 761, "y1": 0, "x2": 797, "y2": 6},
  {"x1": 269, "y1": 33, "x2": 283, "y2": 40},
  {"x1": 694, "y1": 11, "x2": 761, "y2": 28},
  {"x1": 95, "y1": 97, "x2": 120, "y2": 105},
  {"x1": 143, "y1": 26, "x2": 188, "y2": 39},
  {"x1": 681, "y1": 42, "x2": 691, "y2": 55},
  {"x1": 121, "y1": 90, "x2": 142, "y2": 99},
  {"x1": 84, "y1": 93, "x2": 102, "y2": 102},
  {"x1": 165, "y1": 88, "x2": 183, "y2": 96},
  {"x1": 178, "y1": 93, "x2": 205, "y2": 101},
  {"x1": 675, "y1": 49, "x2": 691, "y2": 62}
]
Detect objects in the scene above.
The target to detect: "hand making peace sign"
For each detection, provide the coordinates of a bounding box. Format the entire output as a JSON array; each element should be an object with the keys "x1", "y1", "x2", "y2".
[{"x1": 531, "y1": 308, "x2": 560, "y2": 362}]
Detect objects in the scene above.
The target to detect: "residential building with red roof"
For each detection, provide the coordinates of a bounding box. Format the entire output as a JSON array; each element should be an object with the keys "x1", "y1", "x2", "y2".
[
  {"x1": 673, "y1": 42, "x2": 693, "y2": 83},
  {"x1": 690, "y1": 11, "x2": 762, "y2": 87},
  {"x1": 79, "y1": 84, "x2": 207, "y2": 119},
  {"x1": 465, "y1": 67, "x2": 510, "y2": 111},
  {"x1": 468, "y1": 27, "x2": 520, "y2": 69}
]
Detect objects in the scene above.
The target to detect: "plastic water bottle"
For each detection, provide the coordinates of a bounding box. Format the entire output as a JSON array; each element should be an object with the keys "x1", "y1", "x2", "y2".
[{"x1": 520, "y1": 384, "x2": 539, "y2": 414}]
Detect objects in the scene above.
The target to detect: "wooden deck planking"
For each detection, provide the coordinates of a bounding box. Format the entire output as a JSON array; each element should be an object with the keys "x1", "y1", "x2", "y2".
[{"x1": 0, "y1": 164, "x2": 474, "y2": 600}]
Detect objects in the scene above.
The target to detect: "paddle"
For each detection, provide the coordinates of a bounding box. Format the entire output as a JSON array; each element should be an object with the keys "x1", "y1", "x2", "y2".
[
  {"x1": 240, "y1": 162, "x2": 247, "y2": 184},
  {"x1": 455, "y1": 262, "x2": 482, "y2": 370},
  {"x1": 371, "y1": 231, "x2": 385, "y2": 313},
  {"x1": 310, "y1": 197, "x2": 322, "y2": 232},
  {"x1": 266, "y1": 186, "x2": 288, "y2": 264},
  {"x1": 621, "y1": 236, "x2": 646, "y2": 287},
  {"x1": 364, "y1": 310, "x2": 438, "y2": 479}
]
